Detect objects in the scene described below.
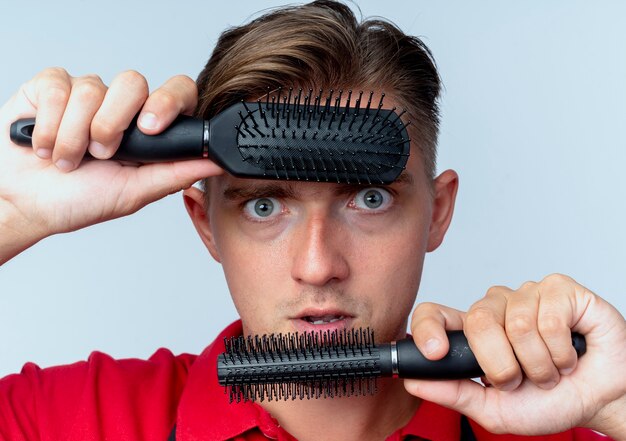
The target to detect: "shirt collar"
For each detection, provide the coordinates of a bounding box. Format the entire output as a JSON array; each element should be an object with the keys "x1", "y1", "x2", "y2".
[{"x1": 176, "y1": 320, "x2": 461, "y2": 441}]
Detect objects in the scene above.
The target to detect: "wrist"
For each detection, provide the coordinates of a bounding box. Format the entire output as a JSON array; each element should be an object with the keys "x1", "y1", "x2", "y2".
[
  {"x1": 0, "y1": 198, "x2": 47, "y2": 265},
  {"x1": 585, "y1": 395, "x2": 626, "y2": 440}
]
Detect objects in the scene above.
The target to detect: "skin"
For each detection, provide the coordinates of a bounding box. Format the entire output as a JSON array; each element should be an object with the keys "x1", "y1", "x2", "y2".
[{"x1": 0, "y1": 69, "x2": 625, "y2": 440}]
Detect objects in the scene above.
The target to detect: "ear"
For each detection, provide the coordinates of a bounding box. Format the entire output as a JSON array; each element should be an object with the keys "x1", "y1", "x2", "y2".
[
  {"x1": 183, "y1": 186, "x2": 222, "y2": 263},
  {"x1": 426, "y1": 169, "x2": 459, "y2": 252}
]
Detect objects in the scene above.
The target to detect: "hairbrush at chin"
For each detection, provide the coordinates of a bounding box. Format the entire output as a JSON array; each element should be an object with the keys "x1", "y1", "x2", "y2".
[
  {"x1": 217, "y1": 328, "x2": 586, "y2": 403},
  {"x1": 10, "y1": 88, "x2": 410, "y2": 185}
]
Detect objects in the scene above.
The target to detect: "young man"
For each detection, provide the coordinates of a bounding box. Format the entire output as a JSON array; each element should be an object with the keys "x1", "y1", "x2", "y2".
[{"x1": 0, "y1": 1, "x2": 624, "y2": 440}]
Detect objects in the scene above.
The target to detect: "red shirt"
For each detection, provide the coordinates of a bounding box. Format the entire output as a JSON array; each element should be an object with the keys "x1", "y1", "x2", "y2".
[{"x1": 0, "y1": 320, "x2": 610, "y2": 441}]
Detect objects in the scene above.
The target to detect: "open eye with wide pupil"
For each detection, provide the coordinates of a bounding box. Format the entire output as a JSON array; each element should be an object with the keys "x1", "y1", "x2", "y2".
[
  {"x1": 353, "y1": 188, "x2": 392, "y2": 211},
  {"x1": 244, "y1": 197, "x2": 281, "y2": 219}
]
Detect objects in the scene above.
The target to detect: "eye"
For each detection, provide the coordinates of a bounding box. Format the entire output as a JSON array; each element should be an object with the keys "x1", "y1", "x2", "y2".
[
  {"x1": 243, "y1": 197, "x2": 282, "y2": 220},
  {"x1": 352, "y1": 188, "x2": 392, "y2": 211}
]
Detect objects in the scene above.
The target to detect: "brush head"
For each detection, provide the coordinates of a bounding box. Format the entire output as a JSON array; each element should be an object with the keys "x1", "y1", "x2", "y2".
[
  {"x1": 208, "y1": 88, "x2": 411, "y2": 185},
  {"x1": 217, "y1": 328, "x2": 381, "y2": 402}
]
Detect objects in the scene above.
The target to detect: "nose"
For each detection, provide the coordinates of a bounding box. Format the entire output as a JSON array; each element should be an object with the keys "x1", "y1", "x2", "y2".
[{"x1": 290, "y1": 214, "x2": 350, "y2": 287}]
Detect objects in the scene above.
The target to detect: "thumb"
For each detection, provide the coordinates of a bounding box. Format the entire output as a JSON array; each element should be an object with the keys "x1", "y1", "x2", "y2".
[
  {"x1": 125, "y1": 159, "x2": 223, "y2": 209},
  {"x1": 404, "y1": 378, "x2": 488, "y2": 420}
]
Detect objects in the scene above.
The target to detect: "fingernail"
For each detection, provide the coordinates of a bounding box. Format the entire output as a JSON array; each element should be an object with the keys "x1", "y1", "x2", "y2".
[
  {"x1": 89, "y1": 141, "x2": 109, "y2": 158},
  {"x1": 56, "y1": 159, "x2": 74, "y2": 172},
  {"x1": 36, "y1": 148, "x2": 52, "y2": 159},
  {"x1": 139, "y1": 112, "x2": 158, "y2": 130},
  {"x1": 560, "y1": 366, "x2": 575, "y2": 376},
  {"x1": 424, "y1": 338, "x2": 441, "y2": 356}
]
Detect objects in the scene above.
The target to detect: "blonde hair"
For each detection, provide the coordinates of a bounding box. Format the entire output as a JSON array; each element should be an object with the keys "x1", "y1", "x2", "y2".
[{"x1": 196, "y1": 0, "x2": 441, "y2": 190}]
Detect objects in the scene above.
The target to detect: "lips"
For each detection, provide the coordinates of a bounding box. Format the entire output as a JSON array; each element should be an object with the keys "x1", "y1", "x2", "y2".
[{"x1": 292, "y1": 308, "x2": 354, "y2": 333}]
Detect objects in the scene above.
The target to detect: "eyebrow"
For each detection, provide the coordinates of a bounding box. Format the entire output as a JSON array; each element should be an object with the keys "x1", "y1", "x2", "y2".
[
  {"x1": 222, "y1": 182, "x2": 298, "y2": 201},
  {"x1": 222, "y1": 171, "x2": 415, "y2": 201}
]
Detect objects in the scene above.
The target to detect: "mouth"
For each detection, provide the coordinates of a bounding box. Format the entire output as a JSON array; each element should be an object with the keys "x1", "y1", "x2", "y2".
[
  {"x1": 301, "y1": 314, "x2": 347, "y2": 325},
  {"x1": 291, "y1": 309, "x2": 354, "y2": 333}
]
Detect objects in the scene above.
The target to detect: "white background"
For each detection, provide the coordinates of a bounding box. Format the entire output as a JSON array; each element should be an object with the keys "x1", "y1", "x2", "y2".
[{"x1": 0, "y1": 1, "x2": 624, "y2": 377}]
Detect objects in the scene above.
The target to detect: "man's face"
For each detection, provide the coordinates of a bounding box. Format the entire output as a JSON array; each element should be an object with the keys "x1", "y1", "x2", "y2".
[{"x1": 185, "y1": 93, "x2": 457, "y2": 342}]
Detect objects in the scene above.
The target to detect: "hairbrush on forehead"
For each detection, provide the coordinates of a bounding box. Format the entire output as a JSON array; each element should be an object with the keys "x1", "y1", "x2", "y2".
[
  {"x1": 217, "y1": 328, "x2": 587, "y2": 403},
  {"x1": 10, "y1": 88, "x2": 411, "y2": 185}
]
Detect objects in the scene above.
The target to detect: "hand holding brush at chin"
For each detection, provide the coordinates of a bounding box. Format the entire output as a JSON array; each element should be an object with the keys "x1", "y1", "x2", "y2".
[{"x1": 407, "y1": 274, "x2": 626, "y2": 439}]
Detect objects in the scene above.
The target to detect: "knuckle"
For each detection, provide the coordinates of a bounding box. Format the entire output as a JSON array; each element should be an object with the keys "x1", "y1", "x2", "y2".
[
  {"x1": 33, "y1": 130, "x2": 56, "y2": 149},
  {"x1": 541, "y1": 273, "x2": 573, "y2": 288},
  {"x1": 506, "y1": 314, "x2": 535, "y2": 339},
  {"x1": 172, "y1": 74, "x2": 197, "y2": 91},
  {"x1": 40, "y1": 66, "x2": 70, "y2": 80},
  {"x1": 488, "y1": 364, "x2": 519, "y2": 387},
  {"x1": 152, "y1": 89, "x2": 179, "y2": 110},
  {"x1": 537, "y1": 314, "x2": 565, "y2": 336},
  {"x1": 525, "y1": 365, "x2": 555, "y2": 384},
  {"x1": 519, "y1": 280, "x2": 536, "y2": 290},
  {"x1": 465, "y1": 305, "x2": 497, "y2": 334},
  {"x1": 413, "y1": 302, "x2": 441, "y2": 316},
  {"x1": 118, "y1": 69, "x2": 148, "y2": 90},
  {"x1": 55, "y1": 135, "x2": 86, "y2": 154},
  {"x1": 43, "y1": 85, "x2": 70, "y2": 106},
  {"x1": 81, "y1": 73, "x2": 104, "y2": 83},
  {"x1": 485, "y1": 285, "x2": 507, "y2": 298},
  {"x1": 90, "y1": 117, "x2": 120, "y2": 142},
  {"x1": 72, "y1": 79, "x2": 106, "y2": 102}
]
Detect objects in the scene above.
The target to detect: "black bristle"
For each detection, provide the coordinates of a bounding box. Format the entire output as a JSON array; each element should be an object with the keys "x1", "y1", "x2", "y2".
[
  {"x1": 365, "y1": 91, "x2": 373, "y2": 114},
  {"x1": 218, "y1": 328, "x2": 381, "y2": 402},
  {"x1": 276, "y1": 87, "x2": 282, "y2": 115},
  {"x1": 354, "y1": 91, "x2": 363, "y2": 115},
  {"x1": 314, "y1": 92, "x2": 321, "y2": 114},
  {"x1": 324, "y1": 89, "x2": 333, "y2": 113},
  {"x1": 373, "y1": 93, "x2": 384, "y2": 121},
  {"x1": 295, "y1": 88, "x2": 302, "y2": 113},
  {"x1": 227, "y1": 88, "x2": 409, "y2": 185}
]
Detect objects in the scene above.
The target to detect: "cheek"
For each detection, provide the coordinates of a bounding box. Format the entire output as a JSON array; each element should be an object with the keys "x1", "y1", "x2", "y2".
[
  {"x1": 349, "y1": 209, "x2": 430, "y2": 327},
  {"x1": 210, "y1": 211, "x2": 291, "y2": 326}
]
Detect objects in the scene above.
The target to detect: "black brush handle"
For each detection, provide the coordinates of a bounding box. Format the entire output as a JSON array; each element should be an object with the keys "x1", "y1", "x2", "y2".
[
  {"x1": 381, "y1": 330, "x2": 586, "y2": 380},
  {"x1": 10, "y1": 116, "x2": 206, "y2": 162}
]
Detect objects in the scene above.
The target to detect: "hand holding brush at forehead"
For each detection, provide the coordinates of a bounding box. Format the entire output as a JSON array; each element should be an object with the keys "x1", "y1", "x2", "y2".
[{"x1": 0, "y1": 69, "x2": 223, "y2": 265}]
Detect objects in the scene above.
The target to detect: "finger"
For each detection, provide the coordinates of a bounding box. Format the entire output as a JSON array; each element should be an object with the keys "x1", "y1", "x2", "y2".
[
  {"x1": 26, "y1": 68, "x2": 72, "y2": 159},
  {"x1": 465, "y1": 287, "x2": 522, "y2": 390},
  {"x1": 114, "y1": 159, "x2": 223, "y2": 214},
  {"x1": 410, "y1": 302, "x2": 465, "y2": 360},
  {"x1": 51, "y1": 75, "x2": 107, "y2": 172},
  {"x1": 89, "y1": 70, "x2": 149, "y2": 158},
  {"x1": 137, "y1": 75, "x2": 198, "y2": 134},
  {"x1": 404, "y1": 379, "x2": 492, "y2": 429},
  {"x1": 536, "y1": 275, "x2": 579, "y2": 375},
  {"x1": 505, "y1": 284, "x2": 560, "y2": 389}
]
